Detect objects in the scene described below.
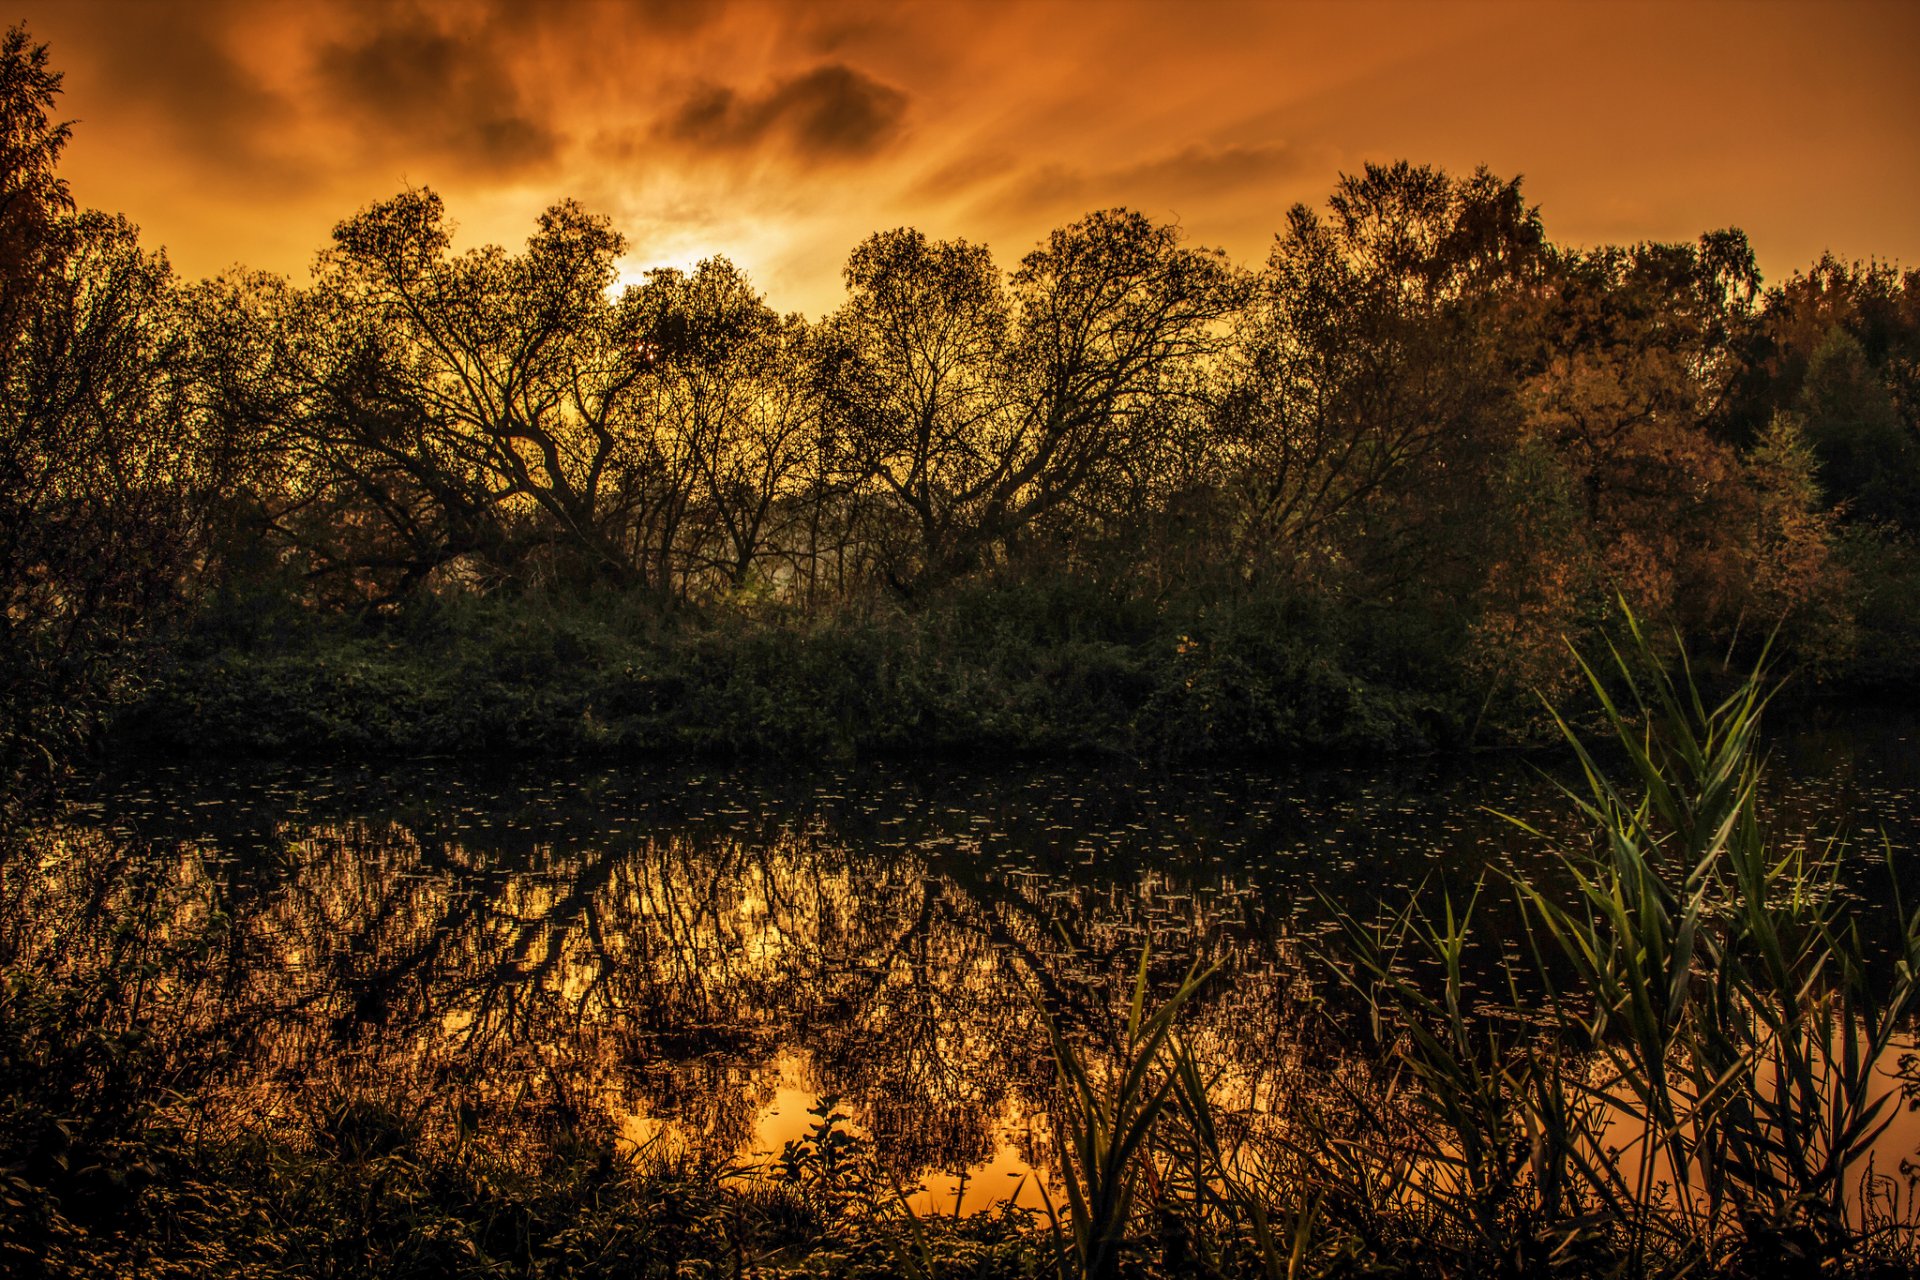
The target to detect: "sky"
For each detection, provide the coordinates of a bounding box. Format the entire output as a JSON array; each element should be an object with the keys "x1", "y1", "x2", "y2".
[{"x1": 16, "y1": 0, "x2": 1920, "y2": 317}]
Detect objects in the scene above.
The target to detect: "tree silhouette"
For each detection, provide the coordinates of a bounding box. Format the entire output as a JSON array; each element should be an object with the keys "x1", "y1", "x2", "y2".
[
  {"x1": 0, "y1": 29, "x2": 226, "y2": 793},
  {"x1": 826, "y1": 212, "x2": 1236, "y2": 595},
  {"x1": 314, "y1": 189, "x2": 658, "y2": 591},
  {"x1": 1219, "y1": 163, "x2": 1540, "y2": 586}
]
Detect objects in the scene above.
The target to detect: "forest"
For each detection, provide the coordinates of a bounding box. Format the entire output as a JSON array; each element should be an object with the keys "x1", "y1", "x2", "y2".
[{"x1": 3, "y1": 28, "x2": 1918, "y2": 787}]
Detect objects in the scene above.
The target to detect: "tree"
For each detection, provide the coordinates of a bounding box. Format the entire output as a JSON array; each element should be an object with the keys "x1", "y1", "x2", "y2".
[
  {"x1": 1516, "y1": 231, "x2": 1762, "y2": 633},
  {"x1": 1723, "y1": 255, "x2": 1920, "y2": 462},
  {"x1": 1218, "y1": 163, "x2": 1542, "y2": 586},
  {"x1": 631, "y1": 257, "x2": 822, "y2": 599},
  {"x1": 821, "y1": 227, "x2": 1011, "y2": 594},
  {"x1": 0, "y1": 210, "x2": 218, "y2": 787},
  {"x1": 1737, "y1": 412, "x2": 1852, "y2": 668},
  {"x1": 826, "y1": 211, "x2": 1237, "y2": 595},
  {"x1": 0, "y1": 24, "x2": 70, "y2": 349},
  {"x1": 310, "y1": 190, "x2": 663, "y2": 594},
  {"x1": 0, "y1": 31, "x2": 237, "y2": 793},
  {"x1": 1004, "y1": 209, "x2": 1241, "y2": 569},
  {"x1": 1796, "y1": 325, "x2": 1918, "y2": 529},
  {"x1": 1463, "y1": 436, "x2": 1598, "y2": 730}
]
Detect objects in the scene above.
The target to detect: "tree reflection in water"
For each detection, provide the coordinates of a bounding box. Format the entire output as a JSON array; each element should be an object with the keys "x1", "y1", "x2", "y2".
[{"x1": 13, "y1": 729, "x2": 1919, "y2": 1222}]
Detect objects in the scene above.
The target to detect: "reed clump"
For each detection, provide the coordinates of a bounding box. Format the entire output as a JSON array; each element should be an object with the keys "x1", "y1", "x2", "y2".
[{"x1": 1031, "y1": 611, "x2": 1920, "y2": 1278}]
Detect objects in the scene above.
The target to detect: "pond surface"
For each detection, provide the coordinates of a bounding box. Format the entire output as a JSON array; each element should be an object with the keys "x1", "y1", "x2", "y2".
[{"x1": 36, "y1": 705, "x2": 1920, "y2": 1211}]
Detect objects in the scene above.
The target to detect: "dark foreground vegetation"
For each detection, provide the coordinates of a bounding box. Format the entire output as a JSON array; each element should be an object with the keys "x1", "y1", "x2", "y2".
[
  {"x1": 3, "y1": 28, "x2": 1919, "y2": 786},
  {"x1": 6, "y1": 615, "x2": 1920, "y2": 1278}
]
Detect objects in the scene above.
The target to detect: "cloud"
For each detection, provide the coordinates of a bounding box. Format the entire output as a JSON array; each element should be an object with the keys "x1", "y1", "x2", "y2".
[
  {"x1": 661, "y1": 63, "x2": 908, "y2": 162},
  {"x1": 630, "y1": 0, "x2": 728, "y2": 35},
  {"x1": 992, "y1": 143, "x2": 1313, "y2": 221},
  {"x1": 47, "y1": 0, "x2": 300, "y2": 187},
  {"x1": 315, "y1": 11, "x2": 562, "y2": 177},
  {"x1": 16, "y1": 0, "x2": 1917, "y2": 317}
]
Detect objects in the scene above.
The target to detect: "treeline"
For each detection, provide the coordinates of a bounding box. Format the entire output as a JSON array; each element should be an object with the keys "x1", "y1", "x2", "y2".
[{"x1": 3, "y1": 28, "x2": 1918, "y2": 772}]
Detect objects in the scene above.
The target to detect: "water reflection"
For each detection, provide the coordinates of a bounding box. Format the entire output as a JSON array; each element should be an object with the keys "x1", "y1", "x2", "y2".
[{"x1": 28, "y1": 716, "x2": 1920, "y2": 1208}]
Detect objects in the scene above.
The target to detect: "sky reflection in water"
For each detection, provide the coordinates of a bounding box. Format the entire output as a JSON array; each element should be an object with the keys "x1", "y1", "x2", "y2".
[{"x1": 49, "y1": 707, "x2": 1920, "y2": 1210}]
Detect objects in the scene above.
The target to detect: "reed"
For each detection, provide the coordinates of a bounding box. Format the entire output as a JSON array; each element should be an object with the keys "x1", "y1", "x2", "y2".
[
  {"x1": 1067, "y1": 607, "x2": 1920, "y2": 1278},
  {"x1": 1038, "y1": 948, "x2": 1217, "y2": 1280},
  {"x1": 1505, "y1": 608, "x2": 1920, "y2": 1272},
  {"x1": 1299, "y1": 606, "x2": 1920, "y2": 1275}
]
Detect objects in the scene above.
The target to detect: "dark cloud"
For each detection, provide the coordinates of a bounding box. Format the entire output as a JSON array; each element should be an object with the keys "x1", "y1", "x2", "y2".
[
  {"x1": 630, "y1": 0, "x2": 727, "y2": 35},
  {"x1": 999, "y1": 143, "x2": 1311, "y2": 218},
  {"x1": 662, "y1": 63, "x2": 907, "y2": 161},
  {"x1": 316, "y1": 11, "x2": 562, "y2": 176},
  {"x1": 800, "y1": 12, "x2": 896, "y2": 56},
  {"x1": 13, "y1": 0, "x2": 1915, "y2": 316},
  {"x1": 47, "y1": 0, "x2": 299, "y2": 186}
]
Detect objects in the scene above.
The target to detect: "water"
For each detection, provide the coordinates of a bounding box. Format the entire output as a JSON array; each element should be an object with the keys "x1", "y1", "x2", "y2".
[{"x1": 25, "y1": 706, "x2": 1920, "y2": 1210}]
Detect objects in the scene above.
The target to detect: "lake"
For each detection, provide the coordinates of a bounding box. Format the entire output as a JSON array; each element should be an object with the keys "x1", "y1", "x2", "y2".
[{"x1": 23, "y1": 704, "x2": 1920, "y2": 1213}]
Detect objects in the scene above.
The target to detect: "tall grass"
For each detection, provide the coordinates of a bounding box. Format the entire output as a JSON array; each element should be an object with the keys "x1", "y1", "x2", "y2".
[
  {"x1": 1035, "y1": 610, "x2": 1920, "y2": 1278},
  {"x1": 1038, "y1": 949, "x2": 1217, "y2": 1280},
  {"x1": 1502, "y1": 610, "x2": 1920, "y2": 1272}
]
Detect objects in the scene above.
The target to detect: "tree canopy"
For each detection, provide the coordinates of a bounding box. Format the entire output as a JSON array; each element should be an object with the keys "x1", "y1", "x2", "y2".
[{"x1": 3, "y1": 24, "x2": 1918, "y2": 770}]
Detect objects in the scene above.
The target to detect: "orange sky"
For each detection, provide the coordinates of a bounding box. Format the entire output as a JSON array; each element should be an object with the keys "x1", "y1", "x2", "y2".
[{"x1": 17, "y1": 0, "x2": 1920, "y2": 316}]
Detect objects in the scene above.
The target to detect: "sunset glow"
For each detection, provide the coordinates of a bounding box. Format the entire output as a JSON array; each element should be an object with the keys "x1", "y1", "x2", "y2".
[{"x1": 19, "y1": 0, "x2": 1919, "y2": 311}]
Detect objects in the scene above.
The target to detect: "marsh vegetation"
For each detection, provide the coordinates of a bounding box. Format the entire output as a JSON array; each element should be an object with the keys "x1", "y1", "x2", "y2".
[{"x1": 7, "y1": 625, "x2": 1920, "y2": 1277}]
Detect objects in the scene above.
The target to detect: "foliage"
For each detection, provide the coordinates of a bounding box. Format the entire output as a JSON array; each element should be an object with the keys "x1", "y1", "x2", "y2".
[{"x1": 0, "y1": 25, "x2": 233, "y2": 801}]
